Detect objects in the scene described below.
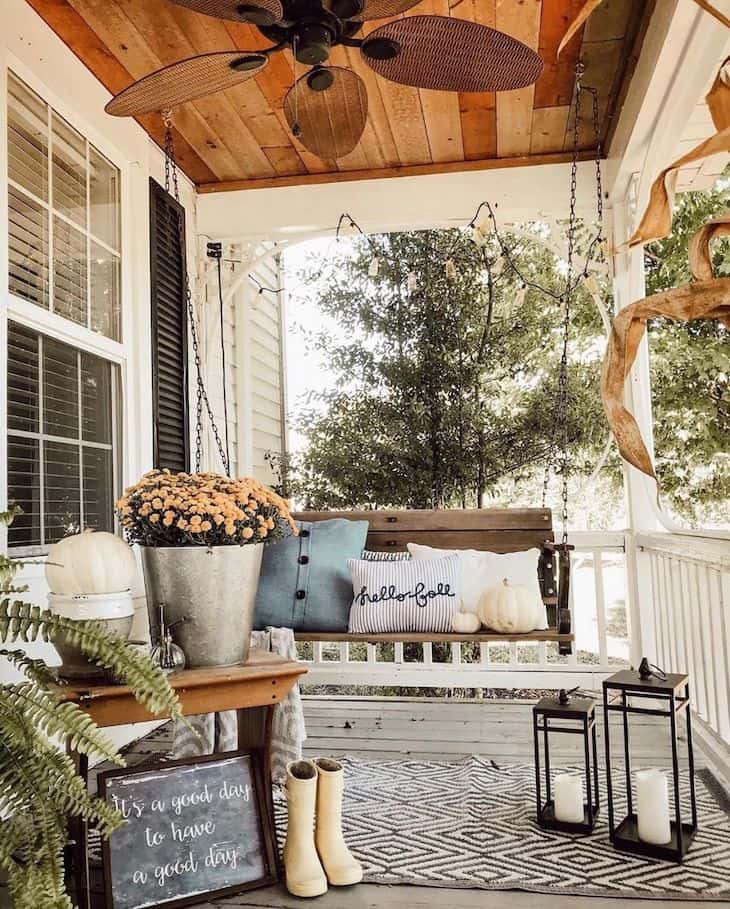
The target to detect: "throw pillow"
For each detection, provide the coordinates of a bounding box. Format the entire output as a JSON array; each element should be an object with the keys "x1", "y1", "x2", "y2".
[
  {"x1": 407, "y1": 543, "x2": 547, "y2": 629},
  {"x1": 254, "y1": 518, "x2": 369, "y2": 632},
  {"x1": 347, "y1": 555, "x2": 460, "y2": 634}
]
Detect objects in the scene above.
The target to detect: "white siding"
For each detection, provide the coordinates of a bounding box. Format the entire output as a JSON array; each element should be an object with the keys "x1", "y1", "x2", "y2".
[
  {"x1": 0, "y1": 0, "x2": 197, "y2": 751},
  {"x1": 223, "y1": 245, "x2": 286, "y2": 485}
]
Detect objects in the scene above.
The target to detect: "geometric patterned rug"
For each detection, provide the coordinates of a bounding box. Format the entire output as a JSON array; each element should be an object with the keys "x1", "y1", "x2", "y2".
[{"x1": 273, "y1": 756, "x2": 730, "y2": 900}]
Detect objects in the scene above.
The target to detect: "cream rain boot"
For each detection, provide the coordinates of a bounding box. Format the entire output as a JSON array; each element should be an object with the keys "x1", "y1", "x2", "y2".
[
  {"x1": 283, "y1": 760, "x2": 328, "y2": 898},
  {"x1": 314, "y1": 758, "x2": 363, "y2": 887}
]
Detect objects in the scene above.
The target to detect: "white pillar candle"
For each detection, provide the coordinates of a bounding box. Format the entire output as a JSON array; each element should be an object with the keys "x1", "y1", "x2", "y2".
[
  {"x1": 636, "y1": 769, "x2": 672, "y2": 845},
  {"x1": 554, "y1": 773, "x2": 584, "y2": 823}
]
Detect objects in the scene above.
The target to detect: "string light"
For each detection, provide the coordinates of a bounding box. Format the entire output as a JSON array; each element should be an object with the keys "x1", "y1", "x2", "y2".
[
  {"x1": 445, "y1": 258, "x2": 457, "y2": 280},
  {"x1": 583, "y1": 274, "x2": 600, "y2": 295},
  {"x1": 492, "y1": 257, "x2": 504, "y2": 277}
]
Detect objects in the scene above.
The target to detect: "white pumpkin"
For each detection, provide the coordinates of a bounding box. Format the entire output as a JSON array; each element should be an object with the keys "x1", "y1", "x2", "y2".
[
  {"x1": 477, "y1": 578, "x2": 541, "y2": 634},
  {"x1": 451, "y1": 611, "x2": 481, "y2": 634},
  {"x1": 46, "y1": 530, "x2": 137, "y2": 595}
]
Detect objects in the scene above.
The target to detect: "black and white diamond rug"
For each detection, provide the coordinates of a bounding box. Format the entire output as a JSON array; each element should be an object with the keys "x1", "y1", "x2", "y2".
[{"x1": 274, "y1": 756, "x2": 730, "y2": 900}]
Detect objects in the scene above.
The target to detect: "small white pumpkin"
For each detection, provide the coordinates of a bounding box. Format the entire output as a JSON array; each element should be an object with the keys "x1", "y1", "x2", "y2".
[
  {"x1": 477, "y1": 578, "x2": 541, "y2": 634},
  {"x1": 46, "y1": 530, "x2": 137, "y2": 595},
  {"x1": 451, "y1": 611, "x2": 481, "y2": 634}
]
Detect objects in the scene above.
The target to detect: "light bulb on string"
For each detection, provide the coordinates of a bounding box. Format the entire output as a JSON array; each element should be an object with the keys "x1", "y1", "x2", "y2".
[
  {"x1": 470, "y1": 220, "x2": 491, "y2": 247},
  {"x1": 492, "y1": 257, "x2": 504, "y2": 277},
  {"x1": 583, "y1": 274, "x2": 600, "y2": 296},
  {"x1": 368, "y1": 255, "x2": 380, "y2": 278},
  {"x1": 445, "y1": 258, "x2": 457, "y2": 281}
]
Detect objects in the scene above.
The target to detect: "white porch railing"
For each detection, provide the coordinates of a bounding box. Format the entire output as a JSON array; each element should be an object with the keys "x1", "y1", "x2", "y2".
[
  {"x1": 297, "y1": 532, "x2": 629, "y2": 690},
  {"x1": 636, "y1": 532, "x2": 730, "y2": 764}
]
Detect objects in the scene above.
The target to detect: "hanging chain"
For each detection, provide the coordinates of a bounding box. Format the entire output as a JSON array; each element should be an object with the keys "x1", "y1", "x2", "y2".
[
  {"x1": 541, "y1": 61, "x2": 594, "y2": 547},
  {"x1": 162, "y1": 116, "x2": 230, "y2": 475}
]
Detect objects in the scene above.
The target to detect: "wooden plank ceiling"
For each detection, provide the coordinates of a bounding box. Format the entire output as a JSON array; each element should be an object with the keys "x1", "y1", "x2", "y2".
[{"x1": 25, "y1": 0, "x2": 647, "y2": 192}]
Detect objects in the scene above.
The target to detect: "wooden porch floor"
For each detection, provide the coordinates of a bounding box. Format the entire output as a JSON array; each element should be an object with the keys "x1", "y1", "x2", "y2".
[{"x1": 222, "y1": 696, "x2": 717, "y2": 909}]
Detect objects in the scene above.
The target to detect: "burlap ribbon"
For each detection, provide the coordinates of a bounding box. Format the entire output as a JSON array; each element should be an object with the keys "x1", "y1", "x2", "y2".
[{"x1": 601, "y1": 209, "x2": 730, "y2": 479}]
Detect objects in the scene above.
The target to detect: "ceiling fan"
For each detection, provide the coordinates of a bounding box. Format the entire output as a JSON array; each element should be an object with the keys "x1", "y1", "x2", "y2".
[{"x1": 106, "y1": 0, "x2": 544, "y2": 161}]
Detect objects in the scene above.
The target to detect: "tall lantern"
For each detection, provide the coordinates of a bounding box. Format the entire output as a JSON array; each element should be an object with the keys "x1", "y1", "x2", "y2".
[
  {"x1": 603, "y1": 661, "x2": 697, "y2": 862},
  {"x1": 533, "y1": 689, "x2": 600, "y2": 833}
]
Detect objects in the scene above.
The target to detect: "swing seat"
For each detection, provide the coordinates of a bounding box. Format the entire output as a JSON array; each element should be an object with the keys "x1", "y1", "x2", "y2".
[{"x1": 291, "y1": 508, "x2": 573, "y2": 655}]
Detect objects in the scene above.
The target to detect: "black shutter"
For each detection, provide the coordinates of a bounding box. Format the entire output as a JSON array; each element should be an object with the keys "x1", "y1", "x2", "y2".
[{"x1": 149, "y1": 178, "x2": 190, "y2": 472}]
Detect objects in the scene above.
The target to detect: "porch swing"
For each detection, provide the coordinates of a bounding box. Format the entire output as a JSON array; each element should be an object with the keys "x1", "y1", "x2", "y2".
[{"x1": 291, "y1": 64, "x2": 606, "y2": 657}]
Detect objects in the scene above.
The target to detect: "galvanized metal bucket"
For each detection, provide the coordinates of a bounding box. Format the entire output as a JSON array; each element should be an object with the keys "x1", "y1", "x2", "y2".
[{"x1": 141, "y1": 544, "x2": 264, "y2": 668}]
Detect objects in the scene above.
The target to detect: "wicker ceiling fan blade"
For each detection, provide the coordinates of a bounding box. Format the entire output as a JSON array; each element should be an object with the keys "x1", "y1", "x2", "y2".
[
  {"x1": 166, "y1": 0, "x2": 283, "y2": 25},
  {"x1": 324, "y1": 0, "x2": 422, "y2": 21},
  {"x1": 105, "y1": 51, "x2": 269, "y2": 117},
  {"x1": 283, "y1": 67, "x2": 368, "y2": 161},
  {"x1": 361, "y1": 15, "x2": 544, "y2": 92}
]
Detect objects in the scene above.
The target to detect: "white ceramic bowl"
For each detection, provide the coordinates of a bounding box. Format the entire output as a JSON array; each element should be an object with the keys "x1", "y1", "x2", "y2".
[{"x1": 47, "y1": 589, "x2": 134, "y2": 621}]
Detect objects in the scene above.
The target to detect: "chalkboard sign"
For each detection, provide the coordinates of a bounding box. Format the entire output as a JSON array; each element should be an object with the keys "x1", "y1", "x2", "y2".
[{"x1": 98, "y1": 750, "x2": 277, "y2": 909}]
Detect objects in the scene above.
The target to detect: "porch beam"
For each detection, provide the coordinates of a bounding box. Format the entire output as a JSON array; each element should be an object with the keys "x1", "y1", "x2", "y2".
[{"x1": 197, "y1": 150, "x2": 596, "y2": 195}]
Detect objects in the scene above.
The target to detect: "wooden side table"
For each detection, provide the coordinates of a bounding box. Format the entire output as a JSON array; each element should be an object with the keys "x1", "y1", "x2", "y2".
[{"x1": 56, "y1": 650, "x2": 307, "y2": 909}]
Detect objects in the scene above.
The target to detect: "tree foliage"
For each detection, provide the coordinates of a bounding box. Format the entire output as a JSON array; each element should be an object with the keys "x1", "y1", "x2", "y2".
[
  {"x1": 285, "y1": 189, "x2": 728, "y2": 527},
  {"x1": 287, "y1": 226, "x2": 614, "y2": 514}
]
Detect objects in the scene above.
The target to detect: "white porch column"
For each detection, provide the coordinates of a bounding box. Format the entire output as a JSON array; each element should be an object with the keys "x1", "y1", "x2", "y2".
[{"x1": 609, "y1": 192, "x2": 661, "y2": 667}]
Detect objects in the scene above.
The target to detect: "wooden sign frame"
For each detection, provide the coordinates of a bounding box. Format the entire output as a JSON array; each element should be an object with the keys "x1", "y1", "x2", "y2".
[{"x1": 98, "y1": 748, "x2": 278, "y2": 909}]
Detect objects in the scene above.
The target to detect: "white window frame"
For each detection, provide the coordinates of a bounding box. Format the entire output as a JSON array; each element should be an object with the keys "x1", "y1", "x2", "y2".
[{"x1": 1, "y1": 54, "x2": 138, "y2": 554}]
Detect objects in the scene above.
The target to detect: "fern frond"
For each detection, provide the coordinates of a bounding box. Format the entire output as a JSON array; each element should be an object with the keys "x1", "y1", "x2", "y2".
[
  {"x1": 0, "y1": 648, "x2": 62, "y2": 687},
  {"x1": 0, "y1": 600, "x2": 182, "y2": 720},
  {"x1": 0, "y1": 684, "x2": 122, "y2": 764}
]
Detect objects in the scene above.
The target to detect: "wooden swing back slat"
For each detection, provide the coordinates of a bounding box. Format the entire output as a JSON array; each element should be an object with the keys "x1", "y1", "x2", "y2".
[{"x1": 291, "y1": 508, "x2": 573, "y2": 650}]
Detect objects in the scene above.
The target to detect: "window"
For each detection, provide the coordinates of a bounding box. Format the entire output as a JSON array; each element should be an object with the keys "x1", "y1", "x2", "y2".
[
  {"x1": 7, "y1": 322, "x2": 121, "y2": 549},
  {"x1": 149, "y1": 178, "x2": 190, "y2": 472},
  {"x1": 7, "y1": 72, "x2": 122, "y2": 340}
]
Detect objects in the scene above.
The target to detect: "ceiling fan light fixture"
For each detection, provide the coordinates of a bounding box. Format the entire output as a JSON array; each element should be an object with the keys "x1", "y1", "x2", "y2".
[
  {"x1": 362, "y1": 36, "x2": 401, "y2": 61},
  {"x1": 328, "y1": 0, "x2": 364, "y2": 18},
  {"x1": 295, "y1": 22, "x2": 333, "y2": 65},
  {"x1": 229, "y1": 53, "x2": 268, "y2": 71},
  {"x1": 307, "y1": 67, "x2": 335, "y2": 92},
  {"x1": 236, "y1": 2, "x2": 278, "y2": 24}
]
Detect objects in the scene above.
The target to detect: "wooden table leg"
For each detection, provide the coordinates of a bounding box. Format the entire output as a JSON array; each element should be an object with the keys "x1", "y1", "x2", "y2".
[{"x1": 238, "y1": 705, "x2": 280, "y2": 876}]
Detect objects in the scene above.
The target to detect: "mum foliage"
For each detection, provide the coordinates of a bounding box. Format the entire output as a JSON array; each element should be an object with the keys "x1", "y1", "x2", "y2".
[
  {"x1": 117, "y1": 470, "x2": 297, "y2": 547},
  {"x1": 0, "y1": 507, "x2": 183, "y2": 909}
]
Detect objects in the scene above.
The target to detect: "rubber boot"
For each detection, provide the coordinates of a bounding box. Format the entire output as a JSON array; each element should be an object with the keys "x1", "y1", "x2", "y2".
[
  {"x1": 314, "y1": 757, "x2": 363, "y2": 887},
  {"x1": 283, "y1": 760, "x2": 328, "y2": 898}
]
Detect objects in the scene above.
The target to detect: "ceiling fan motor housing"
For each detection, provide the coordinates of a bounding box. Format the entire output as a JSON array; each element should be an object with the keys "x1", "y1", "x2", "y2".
[{"x1": 295, "y1": 21, "x2": 334, "y2": 64}]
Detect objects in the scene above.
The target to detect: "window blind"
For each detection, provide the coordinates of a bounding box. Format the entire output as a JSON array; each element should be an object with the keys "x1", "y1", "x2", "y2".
[{"x1": 149, "y1": 178, "x2": 190, "y2": 473}]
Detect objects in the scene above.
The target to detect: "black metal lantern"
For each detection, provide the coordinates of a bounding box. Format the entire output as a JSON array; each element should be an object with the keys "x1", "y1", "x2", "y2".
[
  {"x1": 603, "y1": 665, "x2": 697, "y2": 862},
  {"x1": 533, "y1": 690, "x2": 599, "y2": 833}
]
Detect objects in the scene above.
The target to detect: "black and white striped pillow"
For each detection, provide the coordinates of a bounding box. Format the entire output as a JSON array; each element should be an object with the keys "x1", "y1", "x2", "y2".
[
  {"x1": 361, "y1": 549, "x2": 411, "y2": 561},
  {"x1": 347, "y1": 555, "x2": 459, "y2": 634}
]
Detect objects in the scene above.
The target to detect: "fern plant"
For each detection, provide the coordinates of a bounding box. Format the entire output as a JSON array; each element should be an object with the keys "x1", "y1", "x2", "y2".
[{"x1": 0, "y1": 507, "x2": 183, "y2": 909}]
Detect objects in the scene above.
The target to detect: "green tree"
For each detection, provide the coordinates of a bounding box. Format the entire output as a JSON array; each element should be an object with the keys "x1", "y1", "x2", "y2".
[{"x1": 287, "y1": 226, "x2": 613, "y2": 514}]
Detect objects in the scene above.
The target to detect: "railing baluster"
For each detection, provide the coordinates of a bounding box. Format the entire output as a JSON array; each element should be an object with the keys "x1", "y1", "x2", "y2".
[
  {"x1": 709, "y1": 569, "x2": 730, "y2": 741},
  {"x1": 689, "y1": 561, "x2": 710, "y2": 724},
  {"x1": 423, "y1": 642, "x2": 432, "y2": 666},
  {"x1": 697, "y1": 564, "x2": 719, "y2": 733},
  {"x1": 394, "y1": 642, "x2": 404, "y2": 664},
  {"x1": 593, "y1": 550, "x2": 608, "y2": 669},
  {"x1": 649, "y1": 553, "x2": 663, "y2": 664}
]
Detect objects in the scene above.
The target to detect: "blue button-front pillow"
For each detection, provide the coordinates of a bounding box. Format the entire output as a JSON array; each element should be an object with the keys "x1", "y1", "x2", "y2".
[{"x1": 254, "y1": 518, "x2": 369, "y2": 632}]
